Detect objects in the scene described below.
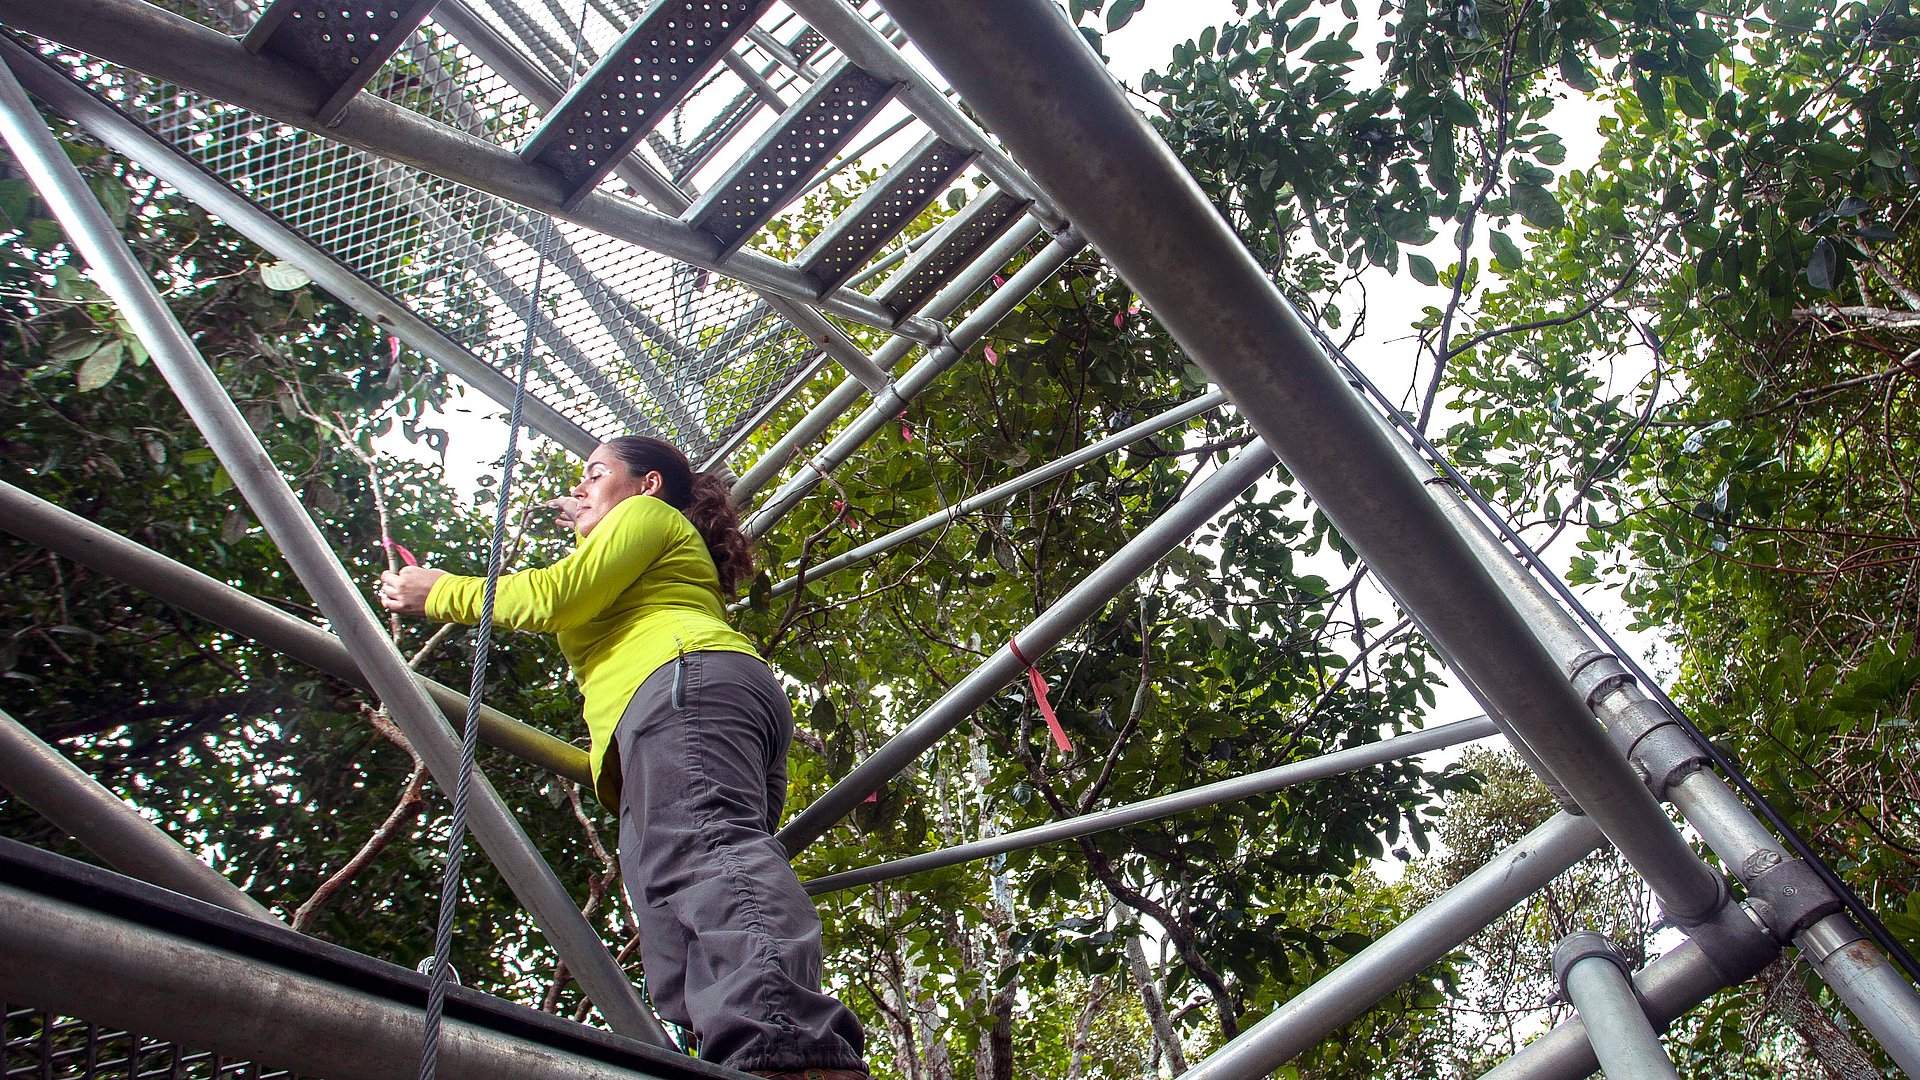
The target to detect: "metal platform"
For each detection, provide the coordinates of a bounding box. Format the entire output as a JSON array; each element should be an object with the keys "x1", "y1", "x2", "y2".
[{"x1": 0, "y1": 838, "x2": 731, "y2": 1080}]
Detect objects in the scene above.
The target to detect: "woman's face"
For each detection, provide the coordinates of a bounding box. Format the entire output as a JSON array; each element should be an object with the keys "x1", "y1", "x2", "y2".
[{"x1": 568, "y1": 445, "x2": 660, "y2": 537}]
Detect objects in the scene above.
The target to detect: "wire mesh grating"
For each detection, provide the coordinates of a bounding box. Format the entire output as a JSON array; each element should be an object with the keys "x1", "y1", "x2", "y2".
[
  {"x1": 30, "y1": 0, "x2": 834, "y2": 462},
  {"x1": 3, "y1": 1006, "x2": 309, "y2": 1080}
]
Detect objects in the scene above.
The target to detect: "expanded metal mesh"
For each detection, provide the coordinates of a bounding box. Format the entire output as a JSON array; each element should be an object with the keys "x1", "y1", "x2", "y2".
[
  {"x1": 33, "y1": 0, "x2": 838, "y2": 460},
  {"x1": 3, "y1": 1006, "x2": 310, "y2": 1080}
]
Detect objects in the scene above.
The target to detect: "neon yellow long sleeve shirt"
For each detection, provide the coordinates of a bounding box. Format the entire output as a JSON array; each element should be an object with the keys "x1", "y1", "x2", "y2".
[{"x1": 425, "y1": 494, "x2": 760, "y2": 806}]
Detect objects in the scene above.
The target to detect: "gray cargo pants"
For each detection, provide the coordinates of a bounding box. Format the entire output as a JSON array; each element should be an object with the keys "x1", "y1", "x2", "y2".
[{"x1": 614, "y1": 649, "x2": 868, "y2": 1074}]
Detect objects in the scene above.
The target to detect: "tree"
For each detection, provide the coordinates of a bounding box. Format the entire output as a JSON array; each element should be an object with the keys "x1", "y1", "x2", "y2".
[{"x1": 741, "y1": 175, "x2": 1469, "y2": 1076}]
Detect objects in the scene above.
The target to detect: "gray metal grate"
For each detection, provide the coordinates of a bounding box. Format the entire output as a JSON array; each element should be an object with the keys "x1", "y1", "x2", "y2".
[
  {"x1": 35, "y1": 0, "x2": 830, "y2": 462},
  {"x1": 797, "y1": 133, "x2": 974, "y2": 295},
  {"x1": 3, "y1": 1006, "x2": 311, "y2": 1080},
  {"x1": 520, "y1": 0, "x2": 778, "y2": 208},
  {"x1": 686, "y1": 63, "x2": 896, "y2": 258}
]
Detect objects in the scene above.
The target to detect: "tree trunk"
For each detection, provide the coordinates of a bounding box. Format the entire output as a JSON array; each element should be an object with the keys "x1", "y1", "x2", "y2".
[
  {"x1": 1063, "y1": 974, "x2": 1106, "y2": 1080},
  {"x1": 1761, "y1": 955, "x2": 1881, "y2": 1080},
  {"x1": 1125, "y1": 932, "x2": 1187, "y2": 1075}
]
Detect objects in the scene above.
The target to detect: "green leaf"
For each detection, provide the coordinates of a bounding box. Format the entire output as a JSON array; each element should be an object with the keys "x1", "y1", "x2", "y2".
[
  {"x1": 1489, "y1": 230, "x2": 1523, "y2": 270},
  {"x1": 74, "y1": 341, "x2": 124, "y2": 392},
  {"x1": 1302, "y1": 38, "x2": 1362, "y2": 64},
  {"x1": 1510, "y1": 184, "x2": 1565, "y2": 230},
  {"x1": 1672, "y1": 80, "x2": 1708, "y2": 120},
  {"x1": 1105, "y1": 0, "x2": 1143, "y2": 32},
  {"x1": 1284, "y1": 16, "x2": 1320, "y2": 51},
  {"x1": 1806, "y1": 237, "x2": 1839, "y2": 291},
  {"x1": 1558, "y1": 51, "x2": 1598, "y2": 93},
  {"x1": 1633, "y1": 72, "x2": 1667, "y2": 131},
  {"x1": 1802, "y1": 142, "x2": 1854, "y2": 173},
  {"x1": 259, "y1": 260, "x2": 312, "y2": 292},
  {"x1": 1382, "y1": 211, "x2": 1437, "y2": 245},
  {"x1": 1408, "y1": 253, "x2": 1438, "y2": 286},
  {"x1": 90, "y1": 176, "x2": 130, "y2": 228},
  {"x1": 48, "y1": 332, "x2": 103, "y2": 363}
]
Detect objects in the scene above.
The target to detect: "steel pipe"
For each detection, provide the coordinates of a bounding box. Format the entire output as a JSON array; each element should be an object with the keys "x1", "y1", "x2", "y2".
[
  {"x1": 872, "y1": 0, "x2": 1723, "y2": 922},
  {"x1": 0, "y1": 0, "x2": 944, "y2": 347},
  {"x1": 745, "y1": 229, "x2": 1086, "y2": 537},
  {"x1": 731, "y1": 204, "x2": 1044, "y2": 500},
  {"x1": 1552, "y1": 932, "x2": 1682, "y2": 1080},
  {"x1": 0, "y1": 479, "x2": 591, "y2": 787},
  {"x1": 777, "y1": 441, "x2": 1278, "y2": 853},
  {"x1": 1364, "y1": 384, "x2": 1920, "y2": 1067},
  {"x1": 1479, "y1": 932, "x2": 1773, "y2": 1080},
  {"x1": 1796, "y1": 913, "x2": 1920, "y2": 1076},
  {"x1": 762, "y1": 390, "x2": 1229, "y2": 602},
  {"x1": 0, "y1": 68, "x2": 664, "y2": 1044},
  {"x1": 0, "y1": 709, "x2": 280, "y2": 923},
  {"x1": 0, "y1": 882, "x2": 716, "y2": 1080},
  {"x1": 0, "y1": 40, "x2": 601, "y2": 457},
  {"x1": 1183, "y1": 812, "x2": 1608, "y2": 1079},
  {"x1": 803, "y1": 715, "x2": 1499, "y2": 894}
]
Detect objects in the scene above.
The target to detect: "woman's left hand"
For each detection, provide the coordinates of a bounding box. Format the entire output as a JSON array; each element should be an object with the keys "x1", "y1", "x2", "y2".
[{"x1": 377, "y1": 566, "x2": 447, "y2": 616}]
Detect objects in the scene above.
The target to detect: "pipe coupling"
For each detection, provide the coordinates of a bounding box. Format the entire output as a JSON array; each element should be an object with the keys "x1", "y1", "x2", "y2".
[
  {"x1": 1679, "y1": 900, "x2": 1781, "y2": 984},
  {"x1": 1567, "y1": 650, "x2": 1635, "y2": 707},
  {"x1": 1613, "y1": 699, "x2": 1711, "y2": 798},
  {"x1": 1743, "y1": 854, "x2": 1843, "y2": 942},
  {"x1": 1551, "y1": 931, "x2": 1633, "y2": 995},
  {"x1": 1660, "y1": 865, "x2": 1733, "y2": 929}
]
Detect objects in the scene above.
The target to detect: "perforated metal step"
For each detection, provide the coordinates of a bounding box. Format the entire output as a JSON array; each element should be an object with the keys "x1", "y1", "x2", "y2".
[
  {"x1": 790, "y1": 26, "x2": 829, "y2": 63},
  {"x1": 875, "y1": 187, "x2": 1033, "y2": 323},
  {"x1": 795, "y1": 133, "x2": 975, "y2": 297},
  {"x1": 520, "y1": 0, "x2": 778, "y2": 210},
  {"x1": 685, "y1": 63, "x2": 898, "y2": 260},
  {"x1": 242, "y1": 0, "x2": 442, "y2": 125}
]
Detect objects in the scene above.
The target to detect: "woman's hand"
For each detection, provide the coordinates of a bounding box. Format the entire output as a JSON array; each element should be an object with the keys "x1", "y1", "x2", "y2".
[
  {"x1": 546, "y1": 496, "x2": 582, "y2": 532},
  {"x1": 377, "y1": 566, "x2": 447, "y2": 616}
]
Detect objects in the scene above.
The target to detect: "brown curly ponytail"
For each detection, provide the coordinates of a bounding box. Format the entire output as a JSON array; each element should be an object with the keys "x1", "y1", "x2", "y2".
[{"x1": 604, "y1": 436, "x2": 755, "y2": 596}]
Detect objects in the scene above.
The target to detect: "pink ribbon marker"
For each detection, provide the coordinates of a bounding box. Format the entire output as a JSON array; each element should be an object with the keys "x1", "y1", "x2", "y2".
[
  {"x1": 380, "y1": 535, "x2": 419, "y2": 567},
  {"x1": 1008, "y1": 637, "x2": 1074, "y2": 754}
]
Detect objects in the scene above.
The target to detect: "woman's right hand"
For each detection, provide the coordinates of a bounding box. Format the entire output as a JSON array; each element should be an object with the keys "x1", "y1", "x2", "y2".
[
  {"x1": 377, "y1": 566, "x2": 447, "y2": 615},
  {"x1": 547, "y1": 496, "x2": 582, "y2": 532}
]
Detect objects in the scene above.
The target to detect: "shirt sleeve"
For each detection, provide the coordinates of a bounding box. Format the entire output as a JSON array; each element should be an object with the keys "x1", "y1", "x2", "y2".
[{"x1": 425, "y1": 496, "x2": 674, "y2": 632}]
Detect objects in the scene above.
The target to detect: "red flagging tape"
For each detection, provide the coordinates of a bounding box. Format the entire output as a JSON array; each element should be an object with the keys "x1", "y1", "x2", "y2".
[
  {"x1": 381, "y1": 536, "x2": 419, "y2": 567},
  {"x1": 1009, "y1": 638, "x2": 1074, "y2": 754}
]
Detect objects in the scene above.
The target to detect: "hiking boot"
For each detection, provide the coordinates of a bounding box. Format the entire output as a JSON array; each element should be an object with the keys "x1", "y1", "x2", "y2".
[{"x1": 749, "y1": 1071, "x2": 867, "y2": 1080}]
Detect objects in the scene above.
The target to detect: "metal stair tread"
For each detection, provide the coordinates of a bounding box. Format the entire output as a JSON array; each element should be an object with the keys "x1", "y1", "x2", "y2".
[
  {"x1": 795, "y1": 132, "x2": 976, "y2": 297},
  {"x1": 519, "y1": 0, "x2": 777, "y2": 210},
  {"x1": 874, "y1": 187, "x2": 1033, "y2": 323},
  {"x1": 684, "y1": 62, "x2": 897, "y2": 262},
  {"x1": 242, "y1": 0, "x2": 443, "y2": 125}
]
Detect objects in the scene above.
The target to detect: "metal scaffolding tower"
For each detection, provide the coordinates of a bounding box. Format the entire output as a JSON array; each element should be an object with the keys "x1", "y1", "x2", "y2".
[{"x1": 0, "y1": 0, "x2": 1916, "y2": 1077}]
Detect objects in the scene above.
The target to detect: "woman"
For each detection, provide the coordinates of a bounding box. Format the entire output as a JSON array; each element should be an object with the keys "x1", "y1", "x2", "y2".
[{"x1": 378, "y1": 436, "x2": 868, "y2": 1080}]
